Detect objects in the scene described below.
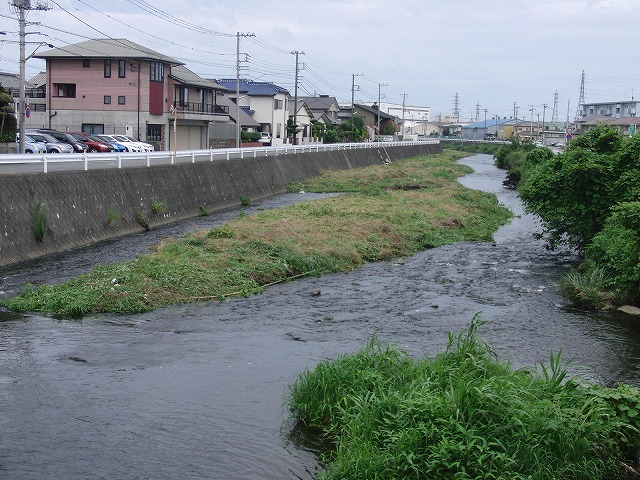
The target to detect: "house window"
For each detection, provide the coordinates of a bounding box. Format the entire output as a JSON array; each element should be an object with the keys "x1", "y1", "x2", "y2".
[
  {"x1": 54, "y1": 83, "x2": 76, "y2": 98},
  {"x1": 274, "y1": 99, "x2": 283, "y2": 110},
  {"x1": 83, "y1": 59, "x2": 91, "y2": 68},
  {"x1": 200, "y1": 89, "x2": 206, "y2": 111},
  {"x1": 104, "y1": 95, "x2": 111, "y2": 104},
  {"x1": 177, "y1": 86, "x2": 189, "y2": 107},
  {"x1": 146, "y1": 124, "x2": 162, "y2": 142},
  {"x1": 82, "y1": 124, "x2": 104, "y2": 135},
  {"x1": 150, "y1": 61, "x2": 164, "y2": 82},
  {"x1": 118, "y1": 59, "x2": 126, "y2": 78},
  {"x1": 104, "y1": 60, "x2": 111, "y2": 78},
  {"x1": 276, "y1": 122, "x2": 282, "y2": 138},
  {"x1": 118, "y1": 96, "x2": 126, "y2": 105}
]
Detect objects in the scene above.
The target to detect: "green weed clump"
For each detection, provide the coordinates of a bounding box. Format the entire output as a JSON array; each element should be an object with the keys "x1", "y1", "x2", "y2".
[
  {"x1": 2, "y1": 152, "x2": 512, "y2": 315},
  {"x1": 288, "y1": 317, "x2": 640, "y2": 480},
  {"x1": 32, "y1": 197, "x2": 49, "y2": 242}
]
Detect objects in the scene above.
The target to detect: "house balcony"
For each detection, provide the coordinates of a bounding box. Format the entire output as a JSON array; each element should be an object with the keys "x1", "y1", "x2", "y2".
[{"x1": 174, "y1": 101, "x2": 230, "y2": 122}]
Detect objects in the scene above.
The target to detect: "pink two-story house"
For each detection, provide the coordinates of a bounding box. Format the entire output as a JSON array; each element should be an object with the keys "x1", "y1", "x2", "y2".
[{"x1": 34, "y1": 38, "x2": 231, "y2": 150}]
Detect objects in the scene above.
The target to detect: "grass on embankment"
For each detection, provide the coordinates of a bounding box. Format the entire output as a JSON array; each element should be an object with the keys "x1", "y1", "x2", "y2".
[
  {"x1": 288, "y1": 316, "x2": 640, "y2": 480},
  {"x1": 2, "y1": 151, "x2": 512, "y2": 316}
]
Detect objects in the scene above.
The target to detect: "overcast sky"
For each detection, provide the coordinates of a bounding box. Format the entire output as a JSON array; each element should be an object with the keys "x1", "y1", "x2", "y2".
[{"x1": 1, "y1": 0, "x2": 638, "y2": 122}]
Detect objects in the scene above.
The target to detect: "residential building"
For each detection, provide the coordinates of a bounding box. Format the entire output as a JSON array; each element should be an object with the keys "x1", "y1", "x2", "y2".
[
  {"x1": 299, "y1": 95, "x2": 341, "y2": 126},
  {"x1": 215, "y1": 79, "x2": 290, "y2": 146},
  {"x1": 351, "y1": 103, "x2": 398, "y2": 139},
  {"x1": 33, "y1": 38, "x2": 232, "y2": 150},
  {"x1": 1, "y1": 71, "x2": 47, "y2": 128},
  {"x1": 579, "y1": 116, "x2": 639, "y2": 137},
  {"x1": 575, "y1": 99, "x2": 639, "y2": 137},
  {"x1": 288, "y1": 99, "x2": 314, "y2": 144},
  {"x1": 578, "y1": 100, "x2": 638, "y2": 120}
]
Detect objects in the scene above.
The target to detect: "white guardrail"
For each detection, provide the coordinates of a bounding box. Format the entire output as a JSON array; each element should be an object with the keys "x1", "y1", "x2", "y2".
[{"x1": 0, "y1": 140, "x2": 439, "y2": 175}]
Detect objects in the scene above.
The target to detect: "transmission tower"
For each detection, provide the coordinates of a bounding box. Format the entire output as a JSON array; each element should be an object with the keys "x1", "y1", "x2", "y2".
[
  {"x1": 452, "y1": 93, "x2": 460, "y2": 118},
  {"x1": 475, "y1": 102, "x2": 481, "y2": 122},
  {"x1": 575, "y1": 70, "x2": 585, "y2": 121},
  {"x1": 552, "y1": 91, "x2": 559, "y2": 122}
]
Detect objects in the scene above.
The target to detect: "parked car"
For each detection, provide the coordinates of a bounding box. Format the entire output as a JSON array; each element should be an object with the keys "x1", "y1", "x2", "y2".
[
  {"x1": 112, "y1": 135, "x2": 155, "y2": 152},
  {"x1": 86, "y1": 134, "x2": 126, "y2": 152},
  {"x1": 35, "y1": 130, "x2": 90, "y2": 153},
  {"x1": 20, "y1": 138, "x2": 47, "y2": 154},
  {"x1": 24, "y1": 133, "x2": 74, "y2": 154},
  {"x1": 94, "y1": 134, "x2": 131, "y2": 152},
  {"x1": 68, "y1": 132, "x2": 114, "y2": 153},
  {"x1": 258, "y1": 132, "x2": 272, "y2": 146}
]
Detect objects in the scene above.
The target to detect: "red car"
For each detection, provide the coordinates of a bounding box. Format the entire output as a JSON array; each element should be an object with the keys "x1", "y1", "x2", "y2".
[{"x1": 68, "y1": 132, "x2": 114, "y2": 153}]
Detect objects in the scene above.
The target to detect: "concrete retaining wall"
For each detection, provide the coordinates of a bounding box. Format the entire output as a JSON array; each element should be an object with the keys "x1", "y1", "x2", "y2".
[{"x1": 0, "y1": 143, "x2": 441, "y2": 268}]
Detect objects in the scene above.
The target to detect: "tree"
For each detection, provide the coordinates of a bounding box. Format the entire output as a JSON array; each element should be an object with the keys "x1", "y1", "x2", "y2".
[
  {"x1": 380, "y1": 121, "x2": 395, "y2": 136},
  {"x1": 519, "y1": 125, "x2": 633, "y2": 251},
  {"x1": 311, "y1": 120, "x2": 325, "y2": 140},
  {"x1": 0, "y1": 84, "x2": 16, "y2": 142},
  {"x1": 286, "y1": 118, "x2": 301, "y2": 143}
]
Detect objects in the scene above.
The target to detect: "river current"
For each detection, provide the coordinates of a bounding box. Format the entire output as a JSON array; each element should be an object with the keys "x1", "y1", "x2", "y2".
[{"x1": 1, "y1": 154, "x2": 639, "y2": 479}]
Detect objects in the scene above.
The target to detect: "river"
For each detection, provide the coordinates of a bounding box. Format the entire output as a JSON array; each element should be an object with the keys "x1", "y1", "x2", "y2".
[{"x1": 1, "y1": 154, "x2": 639, "y2": 479}]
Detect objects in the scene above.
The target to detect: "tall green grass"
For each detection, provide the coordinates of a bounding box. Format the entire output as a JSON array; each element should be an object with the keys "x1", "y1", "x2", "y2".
[
  {"x1": 3, "y1": 152, "x2": 512, "y2": 315},
  {"x1": 288, "y1": 316, "x2": 640, "y2": 480}
]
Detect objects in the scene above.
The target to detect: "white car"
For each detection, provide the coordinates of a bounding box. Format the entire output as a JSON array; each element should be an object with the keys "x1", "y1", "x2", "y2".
[
  {"x1": 111, "y1": 135, "x2": 155, "y2": 152},
  {"x1": 257, "y1": 132, "x2": 272, "y2": 146}
]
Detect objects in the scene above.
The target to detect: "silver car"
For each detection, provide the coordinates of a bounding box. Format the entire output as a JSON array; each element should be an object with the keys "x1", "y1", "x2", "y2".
[{"x1": 25, "y1": 133, "x2": 74, "y2": 154}]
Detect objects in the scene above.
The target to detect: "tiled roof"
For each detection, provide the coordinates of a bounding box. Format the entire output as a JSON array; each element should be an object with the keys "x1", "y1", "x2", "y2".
[
  {"x1": 300, "y1": 95, "x2": 338, "y2": 111},
  {"x1": 0, "y1": 72, "x2": 31, "y2": 90},
  {"x1": 34, "y1": 38, "x2": 183, "y2": 65},
  {"x1": 170, "y1": 65, "x2": 229, "y2": 91},
  {"x1": 28, "y1": 71, "x2": 46, "y2": 88},
  {"x1": 215, "y1": 79, "x2": 289, "y2": 96}
]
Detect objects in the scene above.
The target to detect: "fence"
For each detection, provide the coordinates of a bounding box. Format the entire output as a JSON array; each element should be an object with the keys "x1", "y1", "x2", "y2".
[{"x1": 0, "y1": 140, "x2": 439, "y2": 175}]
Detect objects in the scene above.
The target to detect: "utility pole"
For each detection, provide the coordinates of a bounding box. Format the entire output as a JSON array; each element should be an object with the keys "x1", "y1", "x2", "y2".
[
  {"x1": 529, "y1": 105, "x2": 535, "y2": 139},
  {"x1": 235, "y1": 32, "x2": 254, "y2": 148},
  {"x1": 377, "y1": 83, "x2": 387, "y2": 138},
  {"x1": 351, "y1": 73, "x2": 363, "y2": 116},
  {"x1": 484, "y1": 109, "x2": 488, "y2": 139},
  {"x1": 575, "y1": 70, "x2": 585, "y2": 121},
  {"x1": 291, "y1": 50, "x2": 304, "y2": 145},
  {"x1": 11, "y1": 0, "x2": 50, "y2": 154},
  {"x1": 401, "y1": 93, "x2": 407, "y2": 140},
  {"x1": 541, "y1": 103, "x2": 548, "y2": 145}
]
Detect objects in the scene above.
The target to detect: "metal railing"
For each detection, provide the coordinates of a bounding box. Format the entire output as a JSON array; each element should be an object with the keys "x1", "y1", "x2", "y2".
[
  {"x1": 0, "y1": 140, "x2": 439, "y2": 175},
  {"x1": 175, "y1": 102, "x2": 230, "y2": 116}
]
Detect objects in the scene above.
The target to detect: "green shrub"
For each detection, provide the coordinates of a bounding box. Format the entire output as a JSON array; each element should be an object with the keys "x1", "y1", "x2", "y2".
[
  {"x1": 583, "y1": 202, "x2": 640, "y2": 304},
  {"x1": 241, "y1": 131, "x2": 260, "y2": 142},
  {"x1": 32, "y1": 197, "x2": 48, "y2": 242},
  {"x1": 150, "y1": 198, "x2": 167, "y2": 215},
  {"x1": 106, "y1": 209, "x2": 119, "y2": 226},
  {"x1": 133, "y1": 208, "x2": 149, "y2": 231}
]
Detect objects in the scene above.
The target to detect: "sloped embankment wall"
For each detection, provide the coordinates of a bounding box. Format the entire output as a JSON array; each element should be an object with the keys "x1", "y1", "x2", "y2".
[{"x1": 0, "y1": 143, "x2": 441, "y2": 268}]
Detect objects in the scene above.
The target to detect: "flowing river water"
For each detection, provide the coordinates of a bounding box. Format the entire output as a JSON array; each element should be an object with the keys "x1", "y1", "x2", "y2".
[{"x1": 1, "y1": 154, "x2": 639, "y2": 480}]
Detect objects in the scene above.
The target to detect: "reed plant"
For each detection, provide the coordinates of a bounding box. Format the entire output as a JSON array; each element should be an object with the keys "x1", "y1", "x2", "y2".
[
  {"x1": 560, "y1": 266, "x2": 616, "y2": 310},
  {"x1": 3, "y1": 152, "x2": 512, "y2": 315},
  {"x1": 288, "y1": 316, "x2": 640, "y2": 480}
]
